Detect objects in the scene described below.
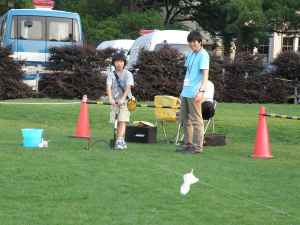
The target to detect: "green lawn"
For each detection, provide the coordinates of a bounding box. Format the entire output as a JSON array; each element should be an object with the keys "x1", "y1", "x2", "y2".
[{"x1": 0, "y1": 99, "x2": 300, "y2": 225}]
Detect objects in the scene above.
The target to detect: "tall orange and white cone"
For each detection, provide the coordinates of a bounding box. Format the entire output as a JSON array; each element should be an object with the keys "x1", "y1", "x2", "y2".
[
  {"x1": 252, "y1": 106, "x2": 273, "y2": 159},
  {"x1": 73, "y1": 95, "x2": 91, "y2": 139}
]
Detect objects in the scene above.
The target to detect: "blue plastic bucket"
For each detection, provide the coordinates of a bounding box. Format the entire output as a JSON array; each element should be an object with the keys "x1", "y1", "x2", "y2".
[{"x1": 22, "y1": 129, "x2": 44, "y2": 148}]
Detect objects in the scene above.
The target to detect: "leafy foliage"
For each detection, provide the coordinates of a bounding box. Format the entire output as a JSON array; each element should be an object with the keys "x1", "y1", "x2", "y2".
[
  {"x1": 272, "y1": 51, "x2": 300, "y2": 81},
  {"x1": 134, "y1": 46, "x2": 185, "y2": 100},
  {"x1": 55, "y1": 1, "x2": 165, "y2": 44},
  {"x1": 0, "y1": 0, "x2": 32, "y2": 14},
  {"x1": 0, "y1": 47, "x2": 32, "y2": 100},
  {"x1": 209, "y1": 55, "x2": 225, "y2": 101},
  {"x1": 222, "y1": 52, "x2": 291, "y2": 103},
  {"x1": 39, "y1": 46, "x2": 116, "y2": 99},
  {"x1": 134, "y1": 49, "x2": 291, "y2": 103},
  {"x1": 262, "y1": 0, "x2": 300, "y2": 32},
  {"x1": 92, "y1": 10, "x2": 164, "y2": 44}
]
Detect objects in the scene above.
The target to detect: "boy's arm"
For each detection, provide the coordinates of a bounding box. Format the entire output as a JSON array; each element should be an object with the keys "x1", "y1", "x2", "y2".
[
  {"x1": 106, "y1": 74, "x2": 115, "y2": 105},
  {"x1": 119, "y1": 86, "x2": 131, "y2": 104},
  {"x1": 119, "y1": 73, "x2": 134, "y2": 104},
  {"x1": 107, "y1": 84, "x2": 115, "y2": 105}
]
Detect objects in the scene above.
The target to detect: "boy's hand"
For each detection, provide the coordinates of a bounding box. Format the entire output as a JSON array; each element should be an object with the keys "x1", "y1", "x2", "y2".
[
  {"x1": 109, "y1": 99, "x2": 116, "y2": 106},
  {"x1": 194, "y1": 92, "x2": 204, "y2": 104},
  {"x1": 118, "y1": 97, "x2": 126, "y2": 105}
]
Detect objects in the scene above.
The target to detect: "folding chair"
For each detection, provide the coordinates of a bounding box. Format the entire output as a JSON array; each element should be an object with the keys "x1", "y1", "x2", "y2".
[
  {"x1": 175, "y1": 100, "x2": 217, "y2": 145},
  {"x1": 154, "y1": 95, "x2": 181, "y2": 142}
]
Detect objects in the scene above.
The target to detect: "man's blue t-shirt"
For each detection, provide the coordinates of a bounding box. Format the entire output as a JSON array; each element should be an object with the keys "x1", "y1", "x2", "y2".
[{"x1": 181, "y1": 48, "x2": 210, "y2": 98}]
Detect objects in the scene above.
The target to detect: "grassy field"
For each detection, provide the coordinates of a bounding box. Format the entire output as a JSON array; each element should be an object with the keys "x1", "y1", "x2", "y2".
[{"x1": 0, "y1": 99, "x2": 299, "y2": 225}]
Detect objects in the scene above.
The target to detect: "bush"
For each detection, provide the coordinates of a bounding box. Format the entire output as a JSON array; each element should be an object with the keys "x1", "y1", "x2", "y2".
[
  {"x1": 272, "y1": 51, "x2": 300, "y2": 81},
  {"x1": 134, "y1": 46, "x2": 185, "y2": 100},
  {"x1": 0, "y1": 47, "x2": 32, "y2": 100},
  {"x1": 223, "y1": 53, "x2": 264, "y2": 103},
  {"x1": 259, "y1": 74, "x2": 291, "y2": 103},
  {"x1": 223, "y1": 52, "x2": 291, "y2": 103},
  {"x1": 39, "y1": 46, "x2": 292, "y2": 103},
  {"x1": 39, "y1": 46, "x2": 116, "y2": 99},
  {"x1": 209, "y1": 55, "x2": 225, "y2": 102},
  {"x1": 135, "y1": 49, "x2": 291, "y2": 103}
]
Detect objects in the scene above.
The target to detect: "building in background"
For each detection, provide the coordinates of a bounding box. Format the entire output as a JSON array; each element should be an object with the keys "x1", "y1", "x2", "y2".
[{"x1": 268, "y1": 32, "x2": 300, "y2": 63}]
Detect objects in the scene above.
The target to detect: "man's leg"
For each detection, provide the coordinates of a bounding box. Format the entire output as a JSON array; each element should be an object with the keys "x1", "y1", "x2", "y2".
[
  {"x1": 189, "y1": 99, "x2": 204, "y2": 152},
  {"x1": 180, "y1": 97, "x2": 193, "y2": 146}
]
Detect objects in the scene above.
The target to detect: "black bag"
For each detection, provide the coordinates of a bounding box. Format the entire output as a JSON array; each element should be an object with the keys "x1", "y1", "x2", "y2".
[{"x1": 125, "y1": 126, "x2": 157, "y2": 143}]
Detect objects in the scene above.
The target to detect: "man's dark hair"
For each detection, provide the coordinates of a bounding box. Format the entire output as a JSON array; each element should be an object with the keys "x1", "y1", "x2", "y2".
[{"x1": 187, "y1": 31, "x2": 202, "y2": 43}]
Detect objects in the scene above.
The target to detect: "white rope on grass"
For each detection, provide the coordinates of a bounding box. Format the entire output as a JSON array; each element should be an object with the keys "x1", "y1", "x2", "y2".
[
  {"x1": 0, "y1": 102, "x2": 81, "y2": 105},
  {"x1": 156, "y1": 163, "x2": 293, "y2": 218},
  {"x1": 123, "y1": 148, "x2": 297, "y2": 219}
]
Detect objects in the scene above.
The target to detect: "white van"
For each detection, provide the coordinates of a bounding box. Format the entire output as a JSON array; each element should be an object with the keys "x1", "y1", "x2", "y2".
[
  {"x1": 96, "y1": 39, "x2": 134, "y2": 54},
  {"x1": 127, "y1": 30, "x2": 191, "y2": 70}
]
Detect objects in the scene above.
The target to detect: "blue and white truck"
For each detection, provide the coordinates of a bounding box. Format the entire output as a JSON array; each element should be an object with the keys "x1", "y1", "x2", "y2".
[{"x1": 0, "y1": 5, "x2": 83, "y2": 89}]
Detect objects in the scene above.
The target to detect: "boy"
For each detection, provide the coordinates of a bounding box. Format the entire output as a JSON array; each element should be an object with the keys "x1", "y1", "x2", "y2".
[
  {"x1": 179, "y1": 31, "x2": 209, "y2": 154},
  {"x1": 106, "y1": 51, "x2": 134, "y2": 150}
]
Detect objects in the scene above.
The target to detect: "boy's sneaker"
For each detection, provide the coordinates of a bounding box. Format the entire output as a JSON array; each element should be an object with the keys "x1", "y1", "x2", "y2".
[
  {"x1": 121, "y1": 140, "x2": 128, "y2": 149},
  {"x1": 115, "y1": 140, "x2": 124, "y2": 150}
]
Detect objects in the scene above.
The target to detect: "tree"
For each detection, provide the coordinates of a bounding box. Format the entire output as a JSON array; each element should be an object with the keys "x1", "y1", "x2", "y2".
[
  {"x1": 262, "y1": 0, "x2": 300, "y2": 33},
  {"x1": 189, "y1": 0, "x2": 239, "y2": 52},
  {"x1": 82, "y1": 9, "x2": 164, "y2": 44},
  {"x1": 0, "y1": 0, "x2": 32, "y2": 14},
  {"x1": 226, "y1": 0, "x2": 266, "y2": 50},
  {"x1": 55, "y1": 0, "x2": 165, "y2": 44}
]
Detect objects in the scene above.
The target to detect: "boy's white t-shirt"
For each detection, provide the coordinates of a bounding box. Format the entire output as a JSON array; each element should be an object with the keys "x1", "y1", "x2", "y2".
[{"x1": 106, "y1": 69, "x2": 134, "y2": 100}]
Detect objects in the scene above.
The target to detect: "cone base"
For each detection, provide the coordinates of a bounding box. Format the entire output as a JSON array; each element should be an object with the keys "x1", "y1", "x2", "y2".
[
  {"x1": 71, "y1": 135, "x2": 91, "y2": 139},
  {"x1": 252, "y1": 154, "x2": 273, "y2": 159}
]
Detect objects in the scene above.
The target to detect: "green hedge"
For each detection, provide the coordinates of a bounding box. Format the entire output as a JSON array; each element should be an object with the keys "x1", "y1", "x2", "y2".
[
  {"x1": 39, "y1": 46, "x2": 116, "y2": 99},
  {"x1": 0, "y1": 47, "x2": 32, "y2": 100}
]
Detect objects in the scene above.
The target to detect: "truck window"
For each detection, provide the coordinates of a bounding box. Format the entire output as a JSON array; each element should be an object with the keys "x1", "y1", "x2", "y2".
[
  {"x1": 47, "y1": 17, "x2": 73, "y2": 42},
  {"x1": 47, "y1": 17, "x2": 80, "y2": 42},
  {"x1": 11, "y1": 16, "x2": 45, "y2": 40}
]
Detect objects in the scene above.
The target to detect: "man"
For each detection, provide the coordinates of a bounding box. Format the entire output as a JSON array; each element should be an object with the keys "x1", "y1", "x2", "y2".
[
  {"x1": 106, "y1": 51, "x2": 134, "y2": 150},
  {"x1": 179, "y1": 31, "x2": 209, "y2": 154}
]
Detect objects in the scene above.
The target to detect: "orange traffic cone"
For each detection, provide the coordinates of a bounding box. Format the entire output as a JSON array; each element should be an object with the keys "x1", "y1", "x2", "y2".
[
  {"x1": 252, "y1": 106, "x2": 272, "y2": 159},
  {"x1": 73, "y1": 95, "x2": 91, "y2": 139}
]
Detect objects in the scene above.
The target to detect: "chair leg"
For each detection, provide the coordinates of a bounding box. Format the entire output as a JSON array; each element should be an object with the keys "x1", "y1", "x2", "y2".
[
  {"x1": 180, "y1": 133, "x2": 184, "y2": 143},
  {"x1": 204, "y1": 120, "x2": 211, "y2": 135},
  {"x1": 162, "y1": 121, "x2": 168, "y2": 141},
  {"x1": 175, "y1": 123, "x2": 182, "y2": 145}
]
